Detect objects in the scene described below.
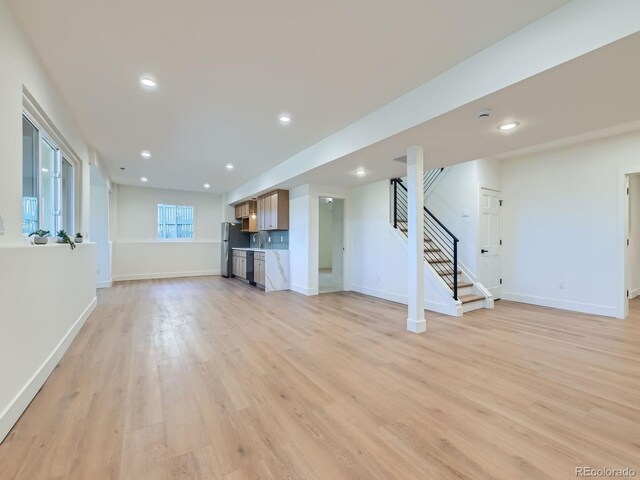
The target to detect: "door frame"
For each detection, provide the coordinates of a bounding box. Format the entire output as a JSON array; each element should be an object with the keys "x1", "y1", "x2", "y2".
[
  {"x1": 477, "y1": 186, "x2": 502, "y2": 299},
  {"x1": 618, "y1": 167, "x2": 640, "y2": 319},
  {"x1": 313, "y1": 191, "x2": 350, "y2": 295}
]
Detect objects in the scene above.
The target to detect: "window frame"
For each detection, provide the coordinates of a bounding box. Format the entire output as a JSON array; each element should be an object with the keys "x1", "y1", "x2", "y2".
[
  {"x1": 22, "y1": 100, "x2": 81, "y2": 237},
  {"x1": 157, "y1": 203, "x2": 195, "y2": 241}
]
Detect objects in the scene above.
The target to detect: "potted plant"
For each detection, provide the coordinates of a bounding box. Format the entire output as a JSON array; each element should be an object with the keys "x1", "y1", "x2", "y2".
[
  {"x1": 56, "y1": 230, "x2": 76, "y2": 250},
  {"x1": 75, "y1": 232, "x2": 83, "y2": 244},
  {"x1": 28, "y1": 229, "x2": 50, "y2": 245}
]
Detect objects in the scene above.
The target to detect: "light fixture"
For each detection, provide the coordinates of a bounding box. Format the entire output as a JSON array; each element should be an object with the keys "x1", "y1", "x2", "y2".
[
  {"x1": 497, "y1": 121, "x2": 520, "y2": 131},
  {"x1": 226, "y1": 163, "x2": 234, "y2": 170},
  {"x1": 41, "y1": 168, "x2": 49, "y2": 172},
  {"x1": 140, "y1": 176, "x2": 148, "y2": 183},
  {"x1": 140, "y1": 76, "x2": 157, "y2": 88},
  {"x1": 141, "y1": 150, "x2": 152, "y2": 159},
  {"x1": 204, "y1": 183, "x2": 211, "y2": 189},
  {"x1": 279, "y1": 115, "x2": 291, "y2": 124},
  {"x1": 355, "y1": 168, "x2": 367, "y2": 177},
  {"x1": 251, "y1": 213, "x2": 257, "y2": 219}
]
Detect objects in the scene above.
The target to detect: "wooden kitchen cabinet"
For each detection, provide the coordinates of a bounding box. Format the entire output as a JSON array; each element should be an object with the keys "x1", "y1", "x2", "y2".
[
  {"x1": 234, "y1": 200, "x2": 256, "y2": 220},
  {"x1": 257, "y1": 196, "x2": 265, "y2": 231},
  {"x1": 232, "y1": 250, "x2": 247, "y2": 279},
  {"x1": 257, "y1": 189, "x2": 289, "y2": 230},
  {"x1": 254, "y1": 252, "x2": 265, "y2": 286}
]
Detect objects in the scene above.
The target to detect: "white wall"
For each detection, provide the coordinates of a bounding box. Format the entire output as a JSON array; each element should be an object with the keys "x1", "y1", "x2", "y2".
[
  {"x1": 0, "y1": 245, "x2": 96, "y2": 441},
  {"x1": 318, "y1": 200, "x2": 333, "y2": 269},
  {"x1": 289, "y1": 184, "x2": 351, "y2": 295},
  {"x1": 426, "y1": 158, "x2": 501, "y2": 278},
  {"x1": 289, "y1": 185, "x2": 312, "y2": 294},
  {"x1": 90, "y1": 183, "x2": 111, "y2": 287},
  {"x1": 112, "y1": 184, "x2": 223, "y2": 280},
  {"x1": 0, "y1": 0, "x2": 90, "y2": 245},
  {"x1": 0, "y1": 0, "x2": 97, "y2": 442},
  {"x1": 350, "y1": 180, "x2": 459, "y2": 315},
  {"x1": 500, "y1": 129, "x2": 640, "y2": 317},
  {"x1": 331, "y1": 199, "x2": 345, "y2": 286}
]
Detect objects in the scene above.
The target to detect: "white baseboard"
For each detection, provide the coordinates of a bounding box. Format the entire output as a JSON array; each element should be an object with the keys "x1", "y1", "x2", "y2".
[
  {"x1": 351, "y1": 285, "x2": 460, "y2": 317},
  {"x1": 113, "y1": 270, "x2": 219, "y2": 282},
  {"x1": 290, "y1": 284, "x2": 316, "y2": 296},
  {"x1": 502, "y1": 292, "x2": 618, "y2": 318},
  {"x1": 630, "y1": 287, "x2": 640, "y2": 299},
  {"x1": 0, "y1": 297, "x2": 97, "y2": 442},
  {"x1": 407, "y1": 317, "x2": 427, "y2": 333},
  {"x1": 96, "y1": 279, "x2": 113, "y2": 289}
]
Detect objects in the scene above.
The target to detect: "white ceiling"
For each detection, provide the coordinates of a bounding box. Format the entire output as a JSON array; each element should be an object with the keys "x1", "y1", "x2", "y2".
[
  {"x1": 277, "y1": 33, "x2": 640, "y2": 190},
  {"x1": 9, "y1": 0, "x2": 570, "y2": 193}
]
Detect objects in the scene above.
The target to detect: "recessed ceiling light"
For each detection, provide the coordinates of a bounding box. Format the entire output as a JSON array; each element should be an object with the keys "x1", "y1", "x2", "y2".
[
  {"x1": 279, "y1": 115, "x2": 291, "y2": 123},
  {"x1": 140, "y1": 76, "x2": 157, "y2": 88},
  {"x1": 141, "y1": 150, "x2": 152, "y2": 159},
  {"x1": 498, "y1": 121, "x2": 520, "y2": 131},
  {"x1": 41, "y1": 168, "x2": 49, "y2": 172},
  {"x1": 204, "y1": 183, "x2": 211, "y2": 189},
  {"x1": 226, "y1": 163, "x2": 234, "y2": 170},
  {"x1": 140, "y1": 176, "x2": 148, "y2": 183},
  {"x1": 355, "y1": 168, "x2": 367, "y2": 177}
]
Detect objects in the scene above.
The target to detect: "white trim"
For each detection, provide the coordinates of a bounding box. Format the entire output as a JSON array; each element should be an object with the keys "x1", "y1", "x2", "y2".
[
  {"x1": 96, "y1": 279, "x2": 113, "y2": 289},
  {"x1": 618, "y1": 166, "x2": 640, "y2": 319},
  {"x1": 0, "y1": 297, "x2": 97, "y2": 442},
  {"x1": 502, "y1": 292, "x2": 618, "y2": 318},
  {"x1": 477, "y1": 185, "x2": 502, "y2": 300},
  {"x1": 351, "y1": 284, "x2": 461, "y2": 317},
  {"x1": 113, "y1": 270, "x2": 219, "y2": 282},
  {"x1": 22, "y1": 88, "x2": 83, "y2": 168},
  {"x1": 629, "y1": 287, "x2": 640, "y2": 300},
  {"x1": 406, "y1": 317, "x2": 426, "y2": 334},
  {"x1": 290, "y1": 284, "x2": 317, "y2": 296}
]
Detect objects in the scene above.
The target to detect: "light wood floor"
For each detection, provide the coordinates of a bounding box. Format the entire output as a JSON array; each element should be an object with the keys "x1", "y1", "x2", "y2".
[{"x1": 1, "y1": 277, "x2": 640, "y2": 479}]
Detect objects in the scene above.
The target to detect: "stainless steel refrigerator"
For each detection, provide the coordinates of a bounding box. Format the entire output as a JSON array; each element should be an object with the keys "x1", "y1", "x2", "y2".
[{"x1": 221, "y1": 222, "x2": 249, "y2": 277}]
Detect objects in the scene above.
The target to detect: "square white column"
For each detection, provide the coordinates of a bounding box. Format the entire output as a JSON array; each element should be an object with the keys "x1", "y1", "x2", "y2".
[{"x1": 406, "y1": 146, "x2": 426, "y2": 333}]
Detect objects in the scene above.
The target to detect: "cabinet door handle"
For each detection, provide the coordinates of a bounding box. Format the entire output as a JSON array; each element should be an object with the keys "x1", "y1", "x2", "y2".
[{"x1": 481, "y1": 249, "x2": 488, "y2": 254}]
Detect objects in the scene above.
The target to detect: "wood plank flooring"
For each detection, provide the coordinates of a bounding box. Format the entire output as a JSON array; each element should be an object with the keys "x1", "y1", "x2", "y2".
[{"x1": 1, "y1": 276, "x2": 640, "y2": 479}]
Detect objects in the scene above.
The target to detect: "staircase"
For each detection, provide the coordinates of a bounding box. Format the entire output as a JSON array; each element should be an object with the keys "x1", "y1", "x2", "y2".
[{"x1": 391, "y1": 172, "x2": 490, "y2": 314}]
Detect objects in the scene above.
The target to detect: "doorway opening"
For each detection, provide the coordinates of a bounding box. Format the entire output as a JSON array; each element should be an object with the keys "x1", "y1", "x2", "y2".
[
  {"x1": 627, "y1": 174, "x2": 640, "y2": 315},
  {"x1": 318, "y1": 196, "x2": 344, "y2": 293}
]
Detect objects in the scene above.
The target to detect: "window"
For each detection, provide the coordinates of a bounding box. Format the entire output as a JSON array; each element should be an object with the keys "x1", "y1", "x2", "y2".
[
  {"x1": 22, "y1": 114, "x2": 76, "y2": 235},
  {"x1": 157, "y1": 204, "x2": 194, "y2": 239},
  {"x1": 22, "y1": 117, "x2": 39, "y2": 233}
]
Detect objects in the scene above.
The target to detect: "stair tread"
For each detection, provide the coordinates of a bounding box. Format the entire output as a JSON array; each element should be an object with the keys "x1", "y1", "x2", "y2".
[
  {"x1": 459, "y1": 294, "x2": 485, "y2": 304},
  {"x1": 448, "y1": 281, "x2": 473, "y2": 288},
  {"x1": 436, "y1": 270, "x2": 462, "y2": 275}
]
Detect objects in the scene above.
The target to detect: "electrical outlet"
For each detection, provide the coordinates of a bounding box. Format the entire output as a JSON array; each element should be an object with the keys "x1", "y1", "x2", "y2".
[
  {"x1": 268, "y1": 236, "x2": 271, "y2": 243},
  {"x1": 0, "y1": 215, "x2": 4, "y2": 235},
  {"x1": 559, "y1": 281, "x2": 565, "y2": 290}
]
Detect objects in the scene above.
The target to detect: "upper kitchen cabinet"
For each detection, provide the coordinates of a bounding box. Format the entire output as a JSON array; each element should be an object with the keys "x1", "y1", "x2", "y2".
[
  {"x1": 257, "y1": 189, "x2": 289, "y2": 230},
  {"x1": 235, "y1": 200, "x2": 256, "y2": 220}
]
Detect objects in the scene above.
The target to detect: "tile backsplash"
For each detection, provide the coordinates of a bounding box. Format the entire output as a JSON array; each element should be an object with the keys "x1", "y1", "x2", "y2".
[{"x1": 250, "y1": 230, "x2": 289, "y2": 249}]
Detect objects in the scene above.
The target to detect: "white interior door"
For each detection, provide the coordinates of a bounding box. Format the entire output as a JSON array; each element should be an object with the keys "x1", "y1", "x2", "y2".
[{"x1": 479, "y1": 188, "x2": 501, "y2": 298}]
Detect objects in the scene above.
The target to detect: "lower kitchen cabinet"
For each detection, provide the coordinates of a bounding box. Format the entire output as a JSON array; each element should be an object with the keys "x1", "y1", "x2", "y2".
[
  {"x1": 232, "y1": 250, "x2": 247, "y2": 279},
  {"x1": 254, "y1": 252, "x2": 265, "y2": 286}
]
